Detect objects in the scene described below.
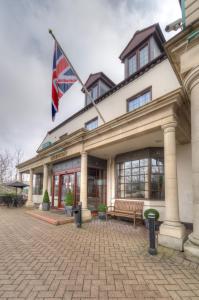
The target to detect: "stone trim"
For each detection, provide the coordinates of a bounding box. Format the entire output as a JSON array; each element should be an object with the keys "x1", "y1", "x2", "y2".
[{"x1": 184, "y1": 66, "x2": 199, "y2": 94}]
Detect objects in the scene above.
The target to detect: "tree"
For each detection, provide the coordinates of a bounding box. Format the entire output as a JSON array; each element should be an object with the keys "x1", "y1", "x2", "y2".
[{"x1": 0, "y1": 148, "x2": 24, "y2": 184}]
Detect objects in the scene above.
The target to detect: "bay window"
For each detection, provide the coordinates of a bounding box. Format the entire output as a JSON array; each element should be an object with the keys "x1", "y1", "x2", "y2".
[{"x1": 116, "y1": 148, "x2": 164, "y2": 200}]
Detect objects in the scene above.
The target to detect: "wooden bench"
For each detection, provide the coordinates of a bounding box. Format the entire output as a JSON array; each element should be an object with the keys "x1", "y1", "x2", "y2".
[{"x1": 106, "y1": 200, "x2": 144, "y2": 227}]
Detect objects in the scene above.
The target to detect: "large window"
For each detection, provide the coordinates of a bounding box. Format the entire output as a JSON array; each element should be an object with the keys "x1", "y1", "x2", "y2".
[
  {"x1": 117, "y1": 159, "x2": 148, "y2": 199},
  {"x1": 33, "y1": 174, "x2": 43, "y2": 195},
  {"x1": 139, "y1": 45, "x2": 149, "y2": 68},
  {"x1": 85, "y1": 117, "x2": 98, "y2": 131},
  {"x1": 116, "y1": 148, "x2": 164, "y2": 200},
  {"x1": 151, "y1": 157, "x2": 164, "y2": 200},
  {"x1": 127, "y1": 88, "x2": 151, "y2": 112}
]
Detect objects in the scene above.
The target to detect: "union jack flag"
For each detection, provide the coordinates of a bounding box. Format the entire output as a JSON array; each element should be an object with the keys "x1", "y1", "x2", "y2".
[{"x1": 51, "y1": 42, "x2": 78, "y2": 120}]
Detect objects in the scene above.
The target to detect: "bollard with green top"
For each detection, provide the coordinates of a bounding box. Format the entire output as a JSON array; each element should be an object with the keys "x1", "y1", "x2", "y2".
[{"x1": 148, "y1": 212, "x2": 157, "y2": 255}]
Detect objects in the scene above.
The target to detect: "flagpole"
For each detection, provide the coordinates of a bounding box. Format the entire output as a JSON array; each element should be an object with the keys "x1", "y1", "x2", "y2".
[{"x1": 49, "y1": 29, "x2": 106, "y2": 124}]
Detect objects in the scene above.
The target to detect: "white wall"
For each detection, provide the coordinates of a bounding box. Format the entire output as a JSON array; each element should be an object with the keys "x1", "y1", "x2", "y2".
[
  {"x1": 41, "y1": 59, "x2": 180, "y2": 148},
  {"x1": 177, "y1": 143, "x2": 193, "y2": 223}
]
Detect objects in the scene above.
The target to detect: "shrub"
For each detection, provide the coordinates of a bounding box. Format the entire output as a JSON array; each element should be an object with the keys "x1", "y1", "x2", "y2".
[
  {"x1": 64, "y1": 191, "x2": 74, "y2": 206},
  {"x1": 43, "y1": 190, "x2": 50, "y2": 203},
  {"x1": 144, "y1": 208, "x2": 159, "y2": 221},
  {"x1": 98, "y1": 203, "x2": 107, "y2": 212}
]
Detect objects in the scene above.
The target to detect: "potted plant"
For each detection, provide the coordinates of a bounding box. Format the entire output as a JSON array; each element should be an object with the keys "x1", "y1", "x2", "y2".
[
  {"x1": 42, "y1": 190, "x2": 50, "y2": 211},
  {"x1": 64, "y1": 190, "x2": 74, "y2": 216},
  {"x1": 98, "y1": 203, "x2": 107, "y2": 220},
  {"x1": 144, "y1": 208, "x2": 160, "y2": 231}
]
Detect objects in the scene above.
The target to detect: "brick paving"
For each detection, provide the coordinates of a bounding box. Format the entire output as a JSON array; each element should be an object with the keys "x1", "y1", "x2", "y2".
[{"x1": 0, "y1": 207, "x2": 199, "y2": 299}]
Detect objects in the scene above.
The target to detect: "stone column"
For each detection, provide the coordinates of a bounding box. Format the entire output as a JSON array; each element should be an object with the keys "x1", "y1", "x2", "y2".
[
  {"x1": 106, "y1": 158, "x2": 112, "y2": 207},
  {"x1": 26, "y1": 169, "x2": 34, "y2": 208},
  {"x1": 42, "y1": 164, "x2": 48, "y2": 196},
  {"x1": 159, "y1": 122, "x2": 186, "y2": 250},
  {"x1": 18, "y1": 172, "x2": 22, "y2": 182},
  {"x1": 184, "y1": 67, "x2": 199, "y2": 262},
  {"x1": 17, "y1": 172, "x2": 23, "y2": 194},
  {"x1": 111, "y1": 158, "x2": 115, "y2": 204},
  {"x1": 80, "y1": 152, "x2": 91, "y2": 221}
]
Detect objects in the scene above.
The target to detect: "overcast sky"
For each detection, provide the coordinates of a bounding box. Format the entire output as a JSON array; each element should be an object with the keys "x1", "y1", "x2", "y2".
[{"x1": 0, "y1": 0, "x2": 181, "y2": 161}]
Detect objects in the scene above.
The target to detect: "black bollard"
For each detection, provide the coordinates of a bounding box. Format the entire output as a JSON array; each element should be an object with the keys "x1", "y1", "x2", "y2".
[
  {"x1": 148, "y1": 212, "x2": 157, "y2": 255},
  {"x1": 73, "y1": 202, "x2": 82, "y2": 228}
]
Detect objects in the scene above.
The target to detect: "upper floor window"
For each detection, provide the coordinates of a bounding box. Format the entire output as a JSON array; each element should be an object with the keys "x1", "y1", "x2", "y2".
[
  {"x1": 85, "y1": 117, "x2": 98, "y2": 131},
  {"x1": 127, "y1": 88, "x2": 151, "y2": 112},
  {"x1": 128, "y1": 55, "x2": 137, "y2": 76},
  {"x1": 126, "y1": 38, "x2": 162, "y2": 78},
  {"x1": 139, "y1": 45, "x2": 149, "y2": 68}
]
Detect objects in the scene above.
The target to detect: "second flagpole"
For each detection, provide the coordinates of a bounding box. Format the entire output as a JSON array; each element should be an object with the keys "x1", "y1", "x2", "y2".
[{"x1": 49, "y1": 29, "x2": 106, "y2": 124}]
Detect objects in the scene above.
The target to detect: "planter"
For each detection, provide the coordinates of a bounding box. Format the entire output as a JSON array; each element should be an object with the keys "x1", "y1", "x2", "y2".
[
  {"x1": 98, "y1": 211, "x2": 106, "y2": 220},
  {"x1": 64, "y1": 205, "x2": 73, "y2": 216},
  {"x1": 144, "y1": 219, "x2": 160, "y2": 231},
  {"x1": 42, "y1": 203, "x2": 50, "y2": 211}
]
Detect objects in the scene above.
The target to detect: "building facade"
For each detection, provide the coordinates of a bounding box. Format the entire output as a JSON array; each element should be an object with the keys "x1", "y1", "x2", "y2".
[{"x1": 17, "y1": 2, "x2": 199, "y2": 262}]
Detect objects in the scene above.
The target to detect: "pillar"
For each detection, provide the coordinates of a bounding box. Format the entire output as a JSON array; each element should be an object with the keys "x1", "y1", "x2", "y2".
[
  {"x1": 18, "y1": 172, "x2": 22, "y2": 182},
  {"x1": 26, "y1": 169, "x2": 34, "y2": 208},
  {"x1": 158, "y1": 122, "x2": 186, "y2": 250},
  {"x1": 17, "y1": 172, "x2": 23, "y2": 194},
  {"x1": 42, "y1": 164, "x2": 48, "y2": 196},
  {"x1": 111, "y1": 158, "x2": 115, "y2": 204},
  {"x1": 107, "y1": 158, "x2": 112, "y2": 207},
  {"x1": 184, "y1": 67, "x2": 199, "y2": 262},
  {"x1": 80, "y1": 152, "x2": 91, "y2": 221}
]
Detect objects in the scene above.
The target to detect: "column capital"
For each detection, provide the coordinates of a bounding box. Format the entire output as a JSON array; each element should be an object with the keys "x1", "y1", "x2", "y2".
[
  {"x1": 184, "y1": 66, "x2": 199, "y2": 95},
  {"x1": 162, "y1": 121, "x2": 177, "y2": 133},
  {"x1": 81, "y1": 151, "x2": 87, "y2": 156}
]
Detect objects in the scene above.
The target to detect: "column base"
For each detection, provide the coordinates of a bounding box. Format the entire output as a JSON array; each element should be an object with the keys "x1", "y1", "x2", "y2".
[
  {"x1": 158, "y1": 222, "x2": 187, "y2": 251},
  {"x1": 25, "y1": 201, "x2": 34, "y2": 209},
  {"x1": 82, "y1": 208, "x2": 92, "y2": 222},
  {"x1": 184, "y1": 233, "x2": 199, "y2": 263}
]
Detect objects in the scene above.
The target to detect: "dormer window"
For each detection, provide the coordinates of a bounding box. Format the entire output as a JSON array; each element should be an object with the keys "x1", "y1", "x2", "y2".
[
  {"x1": 119, "y1": 24, "x2": 165, "y2": 79},
  {"x1": 83, "y1": 72, "x2": 115, "y2": 107}
]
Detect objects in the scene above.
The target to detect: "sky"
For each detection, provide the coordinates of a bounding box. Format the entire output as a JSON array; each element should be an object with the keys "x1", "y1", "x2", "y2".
[{"x1": 0, "y1": 0, "x2": 181, "y2": 162}]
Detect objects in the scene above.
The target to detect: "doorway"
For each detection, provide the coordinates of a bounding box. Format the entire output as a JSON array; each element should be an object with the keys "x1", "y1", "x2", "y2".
[{"x1": 52, "y1": 172, "x2": 80, "y2": 208}]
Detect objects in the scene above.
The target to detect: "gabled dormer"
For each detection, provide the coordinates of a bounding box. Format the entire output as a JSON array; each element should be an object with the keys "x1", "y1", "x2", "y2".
[
  {"x1": 82, "y1": 72, "x2": 115, "y2": 106},
  {"x1": 119, "y1": 23, "x2": 166, "y2": 79}
]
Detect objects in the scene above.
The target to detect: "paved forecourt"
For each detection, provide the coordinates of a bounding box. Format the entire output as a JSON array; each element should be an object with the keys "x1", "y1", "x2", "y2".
[{"x1": 0, "y1": 207, "x2": 199, "y2": 299}]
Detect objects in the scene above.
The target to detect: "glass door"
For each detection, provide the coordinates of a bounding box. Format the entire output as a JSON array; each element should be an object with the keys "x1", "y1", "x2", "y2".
[
  {"x1": 52, "y1": 172, "x2": 80, "y2": 208},
  {"x1": 87, "y1": 168, "x2": 107, "y2": 211},
  {"x1": 60, "y1": 174, "x2": 75, "y2": 207}
]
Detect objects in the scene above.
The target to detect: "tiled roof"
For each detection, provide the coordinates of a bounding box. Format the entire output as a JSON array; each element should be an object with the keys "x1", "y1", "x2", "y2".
[{"x1": 119, "y1": 23, "x2": 165, "y2": 62}]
